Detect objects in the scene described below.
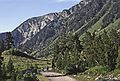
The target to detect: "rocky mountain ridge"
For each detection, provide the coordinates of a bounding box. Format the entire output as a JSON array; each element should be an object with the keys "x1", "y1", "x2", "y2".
[
  {"x1": 13, "y1": 0, "x2": 97, "y2": 47},
  {"x1": 1, "y1": 0, "x2": 120, "y2": 57}
]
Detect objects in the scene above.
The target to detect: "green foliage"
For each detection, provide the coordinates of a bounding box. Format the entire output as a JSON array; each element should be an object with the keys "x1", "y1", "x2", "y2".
[
  {"x1": 7, "y1": 57, "x2": 14, "y2": 75},
  {"x1": 0, "y1": 40, "x2": 5, "y2": 54},
  {"x1": 2, "y1": 48, "x2": 15, "y2": 55},
  {"x1": 1, "y1": 51, "x2": 51, "y2": 81},
  {"x1": 23, "y1": 73, "x2": 39, "y2": 81},
  {"x1": 116, "y1": 47, "x2": 120, "y2": 68},
  {"x1": 11, "y1": 71, "x2": 17, "y2": 81},
  {"x1": 52, "y1": 28, "x2": 120, "y2": 76},
  {"x1": 0, "y1": 32, "x2": 14, "y2": 81},
  {"x1": 85, "y1": 66, "x2": 110, "y2": 75},
  {"x1": 0, "y1": 32, "x2": 49, "y2": 81},
  {"x1": 74, "y1": 74, "x2": 96, "y2": 81},
  {"x1": 4, "y1": 32, "x2": 14, "y2": 50},
  {"x1": 0, "y1": 40, "x2": 5, "y2": 80},
  {"x1": 52, "y1": 33, "x2": 83, "y2": 74},
  {"x1": 81, "y1": 29, "x2": 120, "y2": 71}
]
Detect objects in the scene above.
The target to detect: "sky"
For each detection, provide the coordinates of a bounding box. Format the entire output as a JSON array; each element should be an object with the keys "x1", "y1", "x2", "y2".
[{"x1": 0, "y1": 0, "x2": 80, "y2": 33}]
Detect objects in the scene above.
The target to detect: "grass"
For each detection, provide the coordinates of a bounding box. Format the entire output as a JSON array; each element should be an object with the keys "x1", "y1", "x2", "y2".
[
  {"x1": 74, "y1": 66, "x2": 120, "y2": 81},
  {"x1": 80, "y1": 18, "x2": 120, "y2": 41},
  {"x1": 74, "y1": 74, "x2": 97, "y2": 81},
  {"x1": 5, "y1": 75, "x2": 50, "y2": 81},
  {"x1": 71, "y1": 66, "x2": 109, "y2": 81},
  {"x1": 79, "y1": 2, "x2": 112, "y2": 40},
  {"x1": 2, "y1": 50, "x2": 52, "y2": 81},
  {"x1": 84, "y1": 66, "x2": 109, "y2": 75},
  {"x1": 79, "y1": 14, "x2": 104, "y2": 40},
  {"x1": 102, "y1": 18, "x2": 120, "y2": 31},
  {"x1": 87, "y1": 0, "x2": 112, "y2": 34},
  {"x1": 2, "y1": 53, "x2": 52, "y2": 71},
  {"x1": 87, "y1": 16, "x2": 103, "y2": 33},
  {"x1": 106, "y1": 69, "x2": 120, "y2": 77},
  {"x1": 37, "y1": 75, "x2": 49, "y2": 81},
  {"x1": 95, "y1": 18, "x2": 120, "y2": 36}
]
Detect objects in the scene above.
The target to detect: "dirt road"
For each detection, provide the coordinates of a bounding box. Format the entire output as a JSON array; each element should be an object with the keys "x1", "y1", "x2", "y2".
[{"x1": 41, "y1": 72, "x2": 77, "y2": 81}]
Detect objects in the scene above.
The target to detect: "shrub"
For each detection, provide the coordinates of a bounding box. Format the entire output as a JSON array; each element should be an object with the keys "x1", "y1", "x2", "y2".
[{"x1": 84, "y1": 66, "x2": 110, "y2": 75}]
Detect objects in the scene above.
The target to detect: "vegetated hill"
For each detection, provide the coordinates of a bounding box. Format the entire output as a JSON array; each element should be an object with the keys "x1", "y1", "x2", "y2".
[
  {"x1": 21, "y1": 0, "x2": 108, "y2": 52},
  {"x1": 2, "y1": 49, "x2": 37, "y2": 60},
  {"x1": 2, "y1": 50, "x2": 51, "y2": 71},
  {"x1": 0, "y1": 0, "x2": 120, "y2": 57}
]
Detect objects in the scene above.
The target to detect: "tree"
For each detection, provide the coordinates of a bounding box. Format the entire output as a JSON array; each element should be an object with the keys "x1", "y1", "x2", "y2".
[
  {"x1": 0, "y1": 40, "x2": 4, "y2": 80},
  {"x1": 2, "y1": 63, "x2": 7, "y2": 80},
  {"x1": 0, "y1": 40, "x2": 5, "y2": 53},
  {"x1": 4, "y1": 32, "x2": 14, "y2": 50},
  {"x1": 52, "y1": 33, "x2": 83, "y2": 74},
  {"x1": 11, "y1": 71, "x2": 17, "y2": 81},
  {"x1": 82, "y1": 31, "x2": 97, "y2": 67},
  {"x1": 81, "y1": 29, "x2": 119, "y2": 71},
  {"x1": 7, "y1": 57, "x2": 14, "y2": 75},
  {"x1": 106, "y1": 29, "x2": 119, "y2": 70}
]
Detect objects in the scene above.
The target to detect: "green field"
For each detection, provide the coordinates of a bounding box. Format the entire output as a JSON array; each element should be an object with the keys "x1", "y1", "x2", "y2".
[{"x1": 2, "y1": 54, "x2": 52, "y2": 70}]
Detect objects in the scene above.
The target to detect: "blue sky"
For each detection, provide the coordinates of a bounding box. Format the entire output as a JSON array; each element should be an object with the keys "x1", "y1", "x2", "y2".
[{"x1": 0, "y1": 0, "x2": 80, "y2": 33}]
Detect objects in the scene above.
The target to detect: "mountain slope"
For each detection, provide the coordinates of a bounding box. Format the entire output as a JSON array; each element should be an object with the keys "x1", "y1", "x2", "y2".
[
  {"x1": 17, "y1": 0, "x2": 108, "y2": 52},
  {"x1": 0, "y1": 0, "x2": 120, "y2": 57}
]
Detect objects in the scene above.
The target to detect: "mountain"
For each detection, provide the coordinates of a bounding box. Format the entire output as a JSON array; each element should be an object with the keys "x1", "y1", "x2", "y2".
[{"x1": 0, "y1": 0, "x2": 120, "y2": 57}]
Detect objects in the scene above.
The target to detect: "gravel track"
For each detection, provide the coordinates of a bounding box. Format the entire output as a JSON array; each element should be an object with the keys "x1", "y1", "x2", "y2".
[{"x1": 41, "y1": 72, "x2": 77, "y2": 81}]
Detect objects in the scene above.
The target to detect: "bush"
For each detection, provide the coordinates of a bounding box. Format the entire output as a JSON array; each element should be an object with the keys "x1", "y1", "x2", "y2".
[
  {"x1": 84, "y1": 66, "x2": 110, "y2": 75},
  {"x1": 23, "y1": 73, "x2": 39, "y2": 81},
  {"x1": 65, "y1": 63, "x2": 86, "y2": 75}
]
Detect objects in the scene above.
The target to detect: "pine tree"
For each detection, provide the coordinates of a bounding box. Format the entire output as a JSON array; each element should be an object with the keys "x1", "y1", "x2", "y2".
[
  {"x1": 2, "y1": 63, "x2": 6, "y2": 79},
  {"x1": 0, "y1": 40, "x2": 4, "y2": 81},
  {"x1": 11, "y1": 71, "x2": 17, "y2": 81},
  {"x1": 4, "y1": 32, "x2": 14, "y2": 50},
  {"x1": 52, "y1": 33, "x2": 83, "y2": 73},
  {"x1": 106, "y1": 29, "x2": 119, "y2": 70},
  {"x1": 81, "y1": 29, "x2": 119, "y2": 71},
  {"x1": 82, "y1": 31, "x2": 97, "y2": 67},
  {"x1": 7, "y1": 57, "x2": 14, "y2": 75}
]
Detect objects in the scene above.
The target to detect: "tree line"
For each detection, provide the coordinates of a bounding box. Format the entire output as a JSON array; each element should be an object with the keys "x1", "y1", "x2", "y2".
[
  {"x1": 52, "y1": 29, "x2": 120, "y2": 74},
  {"x1": 0, "y1": 32, "x2": 39, "y2": 81},
  {"x1": 0, "y1": 32, "x2": 14, "y2": 80}
]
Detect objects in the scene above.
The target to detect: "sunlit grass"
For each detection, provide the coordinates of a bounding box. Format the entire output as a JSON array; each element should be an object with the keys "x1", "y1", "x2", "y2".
[
  {"x1": 2, "y1": 54, "x2": 52, "y2": 71},
  {"x1": 37, "y1": 75, "x2": 49, "y2": 81}
]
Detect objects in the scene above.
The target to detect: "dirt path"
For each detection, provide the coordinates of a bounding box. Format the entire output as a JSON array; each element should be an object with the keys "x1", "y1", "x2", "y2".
[{"x1": 41, "y1": 72, "x2": 77, "y2": 81}]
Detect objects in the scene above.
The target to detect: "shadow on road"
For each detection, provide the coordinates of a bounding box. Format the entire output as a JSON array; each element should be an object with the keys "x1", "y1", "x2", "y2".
[{"x1": 45, "y1": 74, "x2": 66, "y2": 77}]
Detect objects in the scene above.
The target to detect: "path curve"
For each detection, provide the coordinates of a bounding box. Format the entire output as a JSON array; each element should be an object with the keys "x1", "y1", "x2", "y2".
[{"x1": 41, "y1": 72, "x2": 77, "y2": 81}]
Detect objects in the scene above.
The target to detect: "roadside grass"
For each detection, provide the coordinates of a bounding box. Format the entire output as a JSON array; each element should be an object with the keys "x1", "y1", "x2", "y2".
[
  {"x1": 2, "y1": 53, "x2": 51, "y2": 71},
  {"x1": 37, "y1": 75, "x2": 49, "y2": 81},
  {"x1": 84, "y1": 66, "x2": 109, "y2": 75},
  {"x1": 74, "y1": 74, "x2": 97, "y2": 81},
  {"x1": 74, "y1": 66, "x2": 120, "y2": 81},
  {"x1": 2, "y1": 53, "x2": 51, "y2": 81},
  {"x1": 73, "y1": 66, "x2": 110, "y2": 81}
]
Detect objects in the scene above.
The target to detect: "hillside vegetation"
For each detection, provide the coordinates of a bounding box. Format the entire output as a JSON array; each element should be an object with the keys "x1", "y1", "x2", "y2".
[{"x1": 1, "y1": 0, "x2": 120, "y2": 81}]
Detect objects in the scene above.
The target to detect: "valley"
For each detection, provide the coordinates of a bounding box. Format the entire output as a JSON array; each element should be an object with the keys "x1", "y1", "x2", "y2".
[{"x1": 1, "y1": 0, "x2": 120, "y2": 81}]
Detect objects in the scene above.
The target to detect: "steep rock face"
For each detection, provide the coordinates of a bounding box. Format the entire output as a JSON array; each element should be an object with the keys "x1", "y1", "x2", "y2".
[
  {"x1": 65, "y1": 0, "x2": 107, "y2": 32},
  {"x1": 0, "y1": 33, "x2": 7, "y2": 41},
  {"x1": 18, "y1": 10, "x2": 72, "y2": 50},
  {"x1": 12, "y1": 5, "x2": 74, "y2": 48},
  {"x1": 20, "y1": 0, "x2": 108, "y2": 52},
  {"x1": 12, "y1": 13, "x2": 61, "y2": 46},
  {"x1": 102, "y1": 0, "x2": 120, "y2": 28},
  {"x1": 0, "y1": 0, "x2": 108, "y2": 50}
]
